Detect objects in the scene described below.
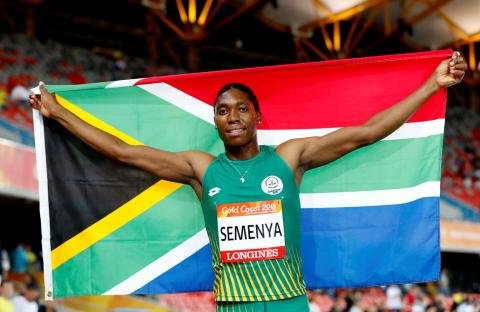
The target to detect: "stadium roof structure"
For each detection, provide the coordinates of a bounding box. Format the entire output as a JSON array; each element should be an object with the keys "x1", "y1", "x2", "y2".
[
  {"x1": 257, "y1": 0, "x2": 480, "y2": 73},
  {"x1": 131, "y1": 0, "x2": 480, "y2": 82},
  {"x1": 1, "y1": 0, "x2": 479, "y2": 82}
]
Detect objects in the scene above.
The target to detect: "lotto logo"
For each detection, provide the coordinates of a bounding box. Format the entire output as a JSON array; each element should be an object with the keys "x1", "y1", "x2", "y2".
[{"x1": 208, "y1": 187, "x2": 221, "y2": 197}]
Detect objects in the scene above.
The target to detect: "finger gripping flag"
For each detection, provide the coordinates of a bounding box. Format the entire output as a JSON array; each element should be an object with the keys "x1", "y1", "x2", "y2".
[{"x1": 34, "y1": 50, "x2": 450, "y2": 299}]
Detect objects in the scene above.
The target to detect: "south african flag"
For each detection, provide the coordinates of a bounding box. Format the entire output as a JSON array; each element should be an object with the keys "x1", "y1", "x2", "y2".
[{"x1": 34, "y1": 50, "x2": 449, "y2": 298}]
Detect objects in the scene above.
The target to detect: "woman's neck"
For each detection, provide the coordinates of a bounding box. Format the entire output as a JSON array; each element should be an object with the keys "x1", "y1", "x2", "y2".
[{"x1": 225, "y1": 140, "x2": 260, "y2": 160}]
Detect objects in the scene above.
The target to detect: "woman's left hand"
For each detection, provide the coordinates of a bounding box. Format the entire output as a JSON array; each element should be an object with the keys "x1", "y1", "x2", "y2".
[{"x1": 435, "y1": 51, "x2": 467, "y2": 88}]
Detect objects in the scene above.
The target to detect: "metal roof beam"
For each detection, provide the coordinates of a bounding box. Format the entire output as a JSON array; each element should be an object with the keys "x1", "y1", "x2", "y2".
[
  {"x1": 300, "y1": 37, "x2": 330, "y2": 60},
  {"x1": 360, "y1": 0, "x2": 452, "y2": 54},
  {"x1": 403, "y1": 0, "x2": 453, "y2": 26},
  {"x1": 213, "y1": 0, "x2": 270, "y2": 30},
  {"x1": 349, "y1": 5, "x2": 382, "y2": 53},
  {"x1": 436, "y1": 10, "x2": 469, "y2": 40},
  {"x1": 299, "y1": 0, "x2": 385, "y2": 32},
  {"x1": 313, "y1": 0, "x2": 333, "y2": 16},
  {"x1": 343, "y1": 13, "x2": 362, "y2": 56}
]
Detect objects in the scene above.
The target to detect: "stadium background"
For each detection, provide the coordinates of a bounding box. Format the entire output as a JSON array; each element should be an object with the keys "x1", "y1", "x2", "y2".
[{"x1": 0, "y1": 0, "x2": 479, "y2": 311}]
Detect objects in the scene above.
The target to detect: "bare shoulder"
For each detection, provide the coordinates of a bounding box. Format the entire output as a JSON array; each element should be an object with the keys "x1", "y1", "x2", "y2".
[
  {"x1": 275, "y1": 138, "x2": 314, "y2": 186},
  {"x1": 181, "y1": 149, "x2": 216, "y2": 180},
  {"x1": 182, "y1": 149, "x2": 216, "y2": 160},
  {"x1": 274, "y1": 138, "x2": 308, "y2": 171},
  {"x1": 180, "y1": 150, "x2": 215, "y2": 199}
]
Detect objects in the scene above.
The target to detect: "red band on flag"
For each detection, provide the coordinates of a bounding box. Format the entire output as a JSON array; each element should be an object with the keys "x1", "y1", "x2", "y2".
[{"x1": 134, "y1": 50, "x2": 450, "y2": 128}]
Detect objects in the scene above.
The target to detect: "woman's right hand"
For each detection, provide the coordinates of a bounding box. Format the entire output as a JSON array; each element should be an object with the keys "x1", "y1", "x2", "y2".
[{"x1": 29, "y1": 81, "x2": 60, "y2": 118}]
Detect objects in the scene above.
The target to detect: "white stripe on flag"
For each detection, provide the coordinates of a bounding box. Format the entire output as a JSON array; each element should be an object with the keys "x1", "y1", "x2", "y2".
[
  {"x1": 105, "y1": 182, "x2": 439, "y2": 294},
  {"x1": 103, "y1": 229, "x2": 209, "y2": 295},
  {"x1": 138, "y1": 83, "x2": 444, "y2": 143},
  {"x1": 300, "y1": 181, "x2": 440, "y2": 208},
  {"x1": 106, "y1": 79, "x2": 143, "y2": 88},
  {"x1": 33, "y1": 111, "x2": 54, "y2": 300},
  {"x1": 139, "y1": 82, "x2": 215, "y2": 125},
  {"x1": 258, "y1": 119, "x2": 445, "y2": 145}
]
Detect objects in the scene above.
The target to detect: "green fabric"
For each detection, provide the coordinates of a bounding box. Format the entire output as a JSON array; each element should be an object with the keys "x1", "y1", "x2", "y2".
[
  {"x1": 57, "y1": 86, "x2": 223, "y2": 152},
  {"x1": 48, "y1": 82, "x2": 111, "y2": 93},
  {"x1": 301, "y1": 134, "x2": 443, "y2": 193}
]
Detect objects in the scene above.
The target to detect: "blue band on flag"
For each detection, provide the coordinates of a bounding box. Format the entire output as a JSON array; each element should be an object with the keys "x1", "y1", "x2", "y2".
[
  {"x1": 302, "y1": 196, "x2": 440, "y2": 288},
  {"x1": 131, "y1": 197, "x2": 439, "y2": 293},
  {"x1": 133, "y1": 244, "x2": 214, "y2": 294}
]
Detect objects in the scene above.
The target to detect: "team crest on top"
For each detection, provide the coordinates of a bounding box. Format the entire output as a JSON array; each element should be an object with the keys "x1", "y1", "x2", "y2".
[{"x1": 261, "y1": 176, "x2": 283, "y2": 195}]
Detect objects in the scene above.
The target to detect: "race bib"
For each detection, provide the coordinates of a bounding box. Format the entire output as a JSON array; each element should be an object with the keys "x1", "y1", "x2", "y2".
[{"x1": 217, "y1": 199, "x2": 286, "y2": 263}]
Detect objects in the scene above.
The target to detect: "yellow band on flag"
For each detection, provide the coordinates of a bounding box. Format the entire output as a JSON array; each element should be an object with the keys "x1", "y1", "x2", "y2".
[
  {"x1": 51, "y1": 180, "x2": 182, "y2": 270},
  {"x1": 55, "y1": 95, "x2": 143, "y2": 146},
  {"x1": 50, "y1": 95, "x2": 183, "y2": 269}
]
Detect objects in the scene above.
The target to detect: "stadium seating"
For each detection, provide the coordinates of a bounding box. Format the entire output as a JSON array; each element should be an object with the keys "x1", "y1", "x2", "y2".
[
  {"x1": 442, "y1": 105, "x2": 480, "y2": 219},
  {"x1": 0, "y1": 33, "x2": 181, "y2": 148}
]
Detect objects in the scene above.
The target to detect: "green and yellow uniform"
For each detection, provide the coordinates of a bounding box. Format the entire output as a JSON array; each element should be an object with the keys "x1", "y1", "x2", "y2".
[{"x1": 202, "y1": 146, "x2": 307, "y2": 311}]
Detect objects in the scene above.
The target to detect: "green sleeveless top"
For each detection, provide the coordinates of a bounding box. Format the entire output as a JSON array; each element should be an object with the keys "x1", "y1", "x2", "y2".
[{"x1": 201, "y1": 145, "x2": 306, "y2": 302}]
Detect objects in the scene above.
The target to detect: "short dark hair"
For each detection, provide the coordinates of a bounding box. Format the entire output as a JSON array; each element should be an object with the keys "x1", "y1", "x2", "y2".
[
  {"x1": 26, "y1": 281, "x2": 39, "y2": 291},
  {"x1": 214, "y1": 83, "x2": 260, "y2": 112}
]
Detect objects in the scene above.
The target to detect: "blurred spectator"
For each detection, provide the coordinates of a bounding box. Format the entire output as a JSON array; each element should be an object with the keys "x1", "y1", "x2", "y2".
[
  {"x1": 12, "y1": 280, "x2": 39, "y2": 312},
  {"x1": 387, "y1": 284, "x2": 403, "y2": 312},
  {"x1": 349, "y1": 291, "x2": 363, "y2": 312},
  {"x1": 405, "y1": 285, "x2": 416, "y2": 309},
  {"x1": 0, "y1": 280, "x2": 14, "y2": 312},
  {"x1": 1, "y1": 244, "x2": 10, "y2": 280},
  {"x1": 24, "y1": 245, "x2": 39, "y2": 273},
  {"x1": 2, "y1": 102, "x2": 32, "y2": 127},
  {"x1": 412, "y1": 285, "x2": 428, "y2": 312},
  {"x1": 0, "y1": 82, "x2": 6, "y2": 110},
  {"x1": 439, "y1": 268, "x2": 451, "y2": 296},
  {"x1": 66, "y1": 65, "x2": 86, "y2": 84},
  {"x1": 412, "y1": 297, "x2": 426, "y2": 312},
  {"x1": 457, "y1": 297, "x2": 475, "y2": 312},
  {"x1": 12, "y1": 243, "x2": 29, "y2": 273},
  {"x1": 426, "y1": 294, "x2": 447, "y2": 312},
  {"x1": 308, "y1": 291, "x2": 321, "y2": 312},
  {"x1": 453, "y1": 293, "x2": 464, "y2": 311},
  {"x1": 330, "y1": 294, "x2": 347, "y2": 312},
  {"x1": 10, "y1": 85, "x2": 30, "y2": 103}
]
